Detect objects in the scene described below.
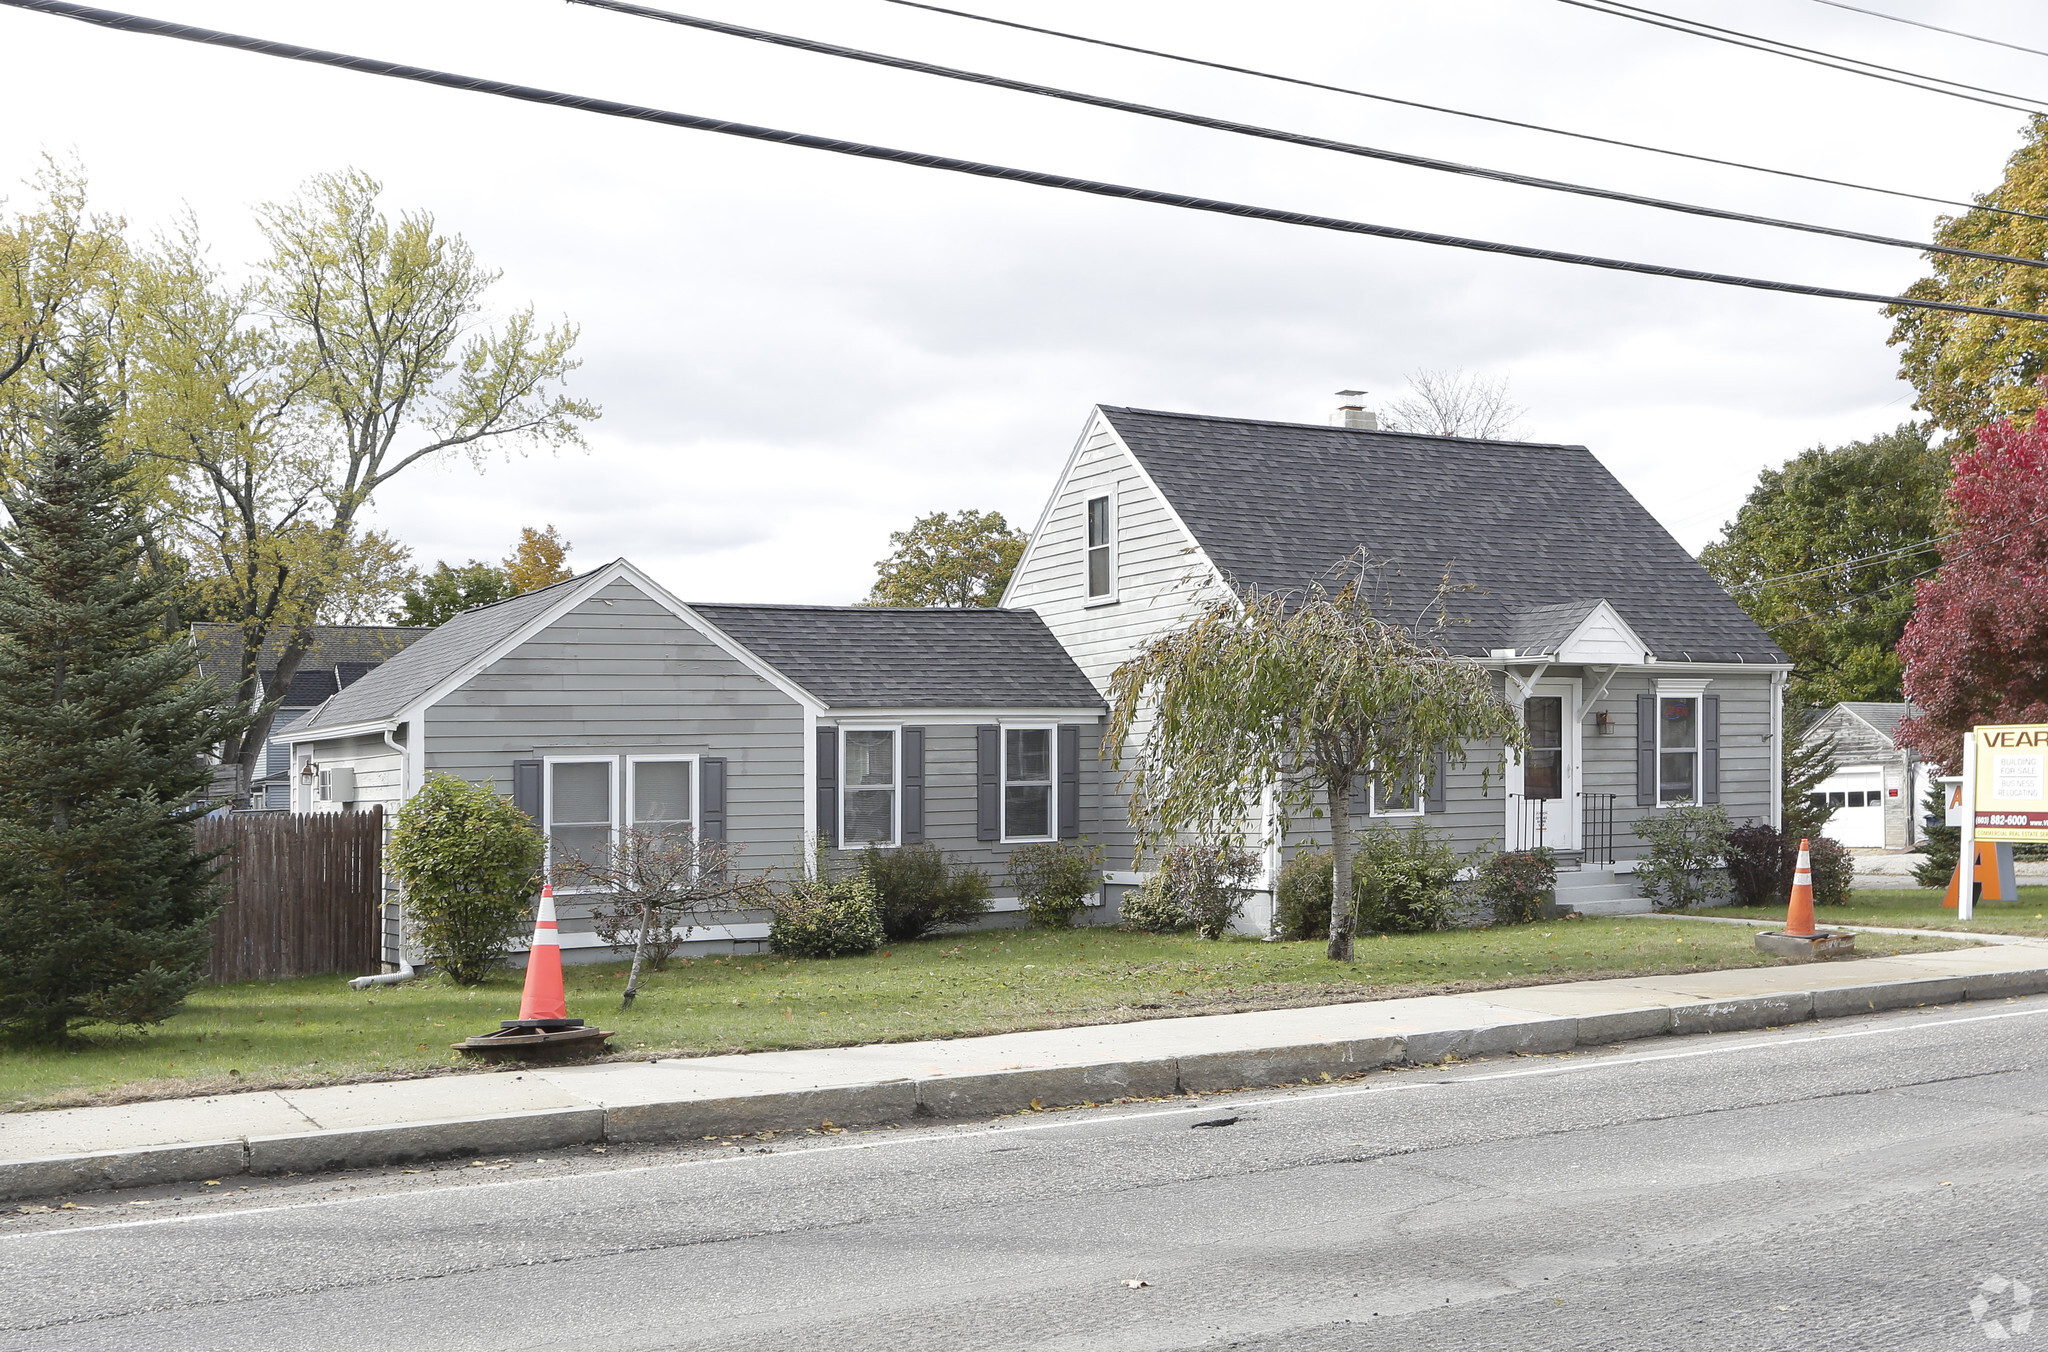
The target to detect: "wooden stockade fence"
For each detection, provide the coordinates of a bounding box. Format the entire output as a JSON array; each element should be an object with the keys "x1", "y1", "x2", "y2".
[{"x1": 198, "y1": 809, "x2": 384, "y2": 984}]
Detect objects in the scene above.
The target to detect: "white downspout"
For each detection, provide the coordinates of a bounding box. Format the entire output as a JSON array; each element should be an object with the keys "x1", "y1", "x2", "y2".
[{"x1": 351, "y1": 721, "x2": 422, "y2": 988}]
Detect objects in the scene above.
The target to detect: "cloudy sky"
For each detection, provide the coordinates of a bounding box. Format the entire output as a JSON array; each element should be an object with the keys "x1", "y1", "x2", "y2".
[{"x1": 4, "y1": 0, "x2": 2041, "y2": 604}]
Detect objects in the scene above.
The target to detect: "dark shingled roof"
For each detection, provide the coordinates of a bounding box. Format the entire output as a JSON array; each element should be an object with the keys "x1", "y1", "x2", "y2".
[
  {"x1": 1839, "y1": 701, "x2": 1920, "y2": 746},
  {"x1": 294, "y1": 574, "x2": 590, "y2": 734},
  {"x1": 691, "y1": 604, "x2": 1105, "y2": 710},
  {"x1": 190, "y1": 624, "x2": 428, "y2": 700},
  {"x1": 1101, "y1": 407, "x2": 1784, "y2": 665},
  {"x1": 259, "y1": 668, "x2": 339, "y2": 709}
]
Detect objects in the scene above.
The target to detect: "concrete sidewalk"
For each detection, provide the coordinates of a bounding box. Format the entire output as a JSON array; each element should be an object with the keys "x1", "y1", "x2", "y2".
[{"x1": 5, "y1": 941, "x2": 2046, "y2": 1201}]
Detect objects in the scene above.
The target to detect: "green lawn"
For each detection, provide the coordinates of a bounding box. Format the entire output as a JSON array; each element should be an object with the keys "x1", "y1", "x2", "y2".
[
  {"x1": 1715, "y1": 886, "x2": 2048, "y2": 937},
  {"x1": 0, "y1": 919, "x2": 1967, "y2": 1112}
]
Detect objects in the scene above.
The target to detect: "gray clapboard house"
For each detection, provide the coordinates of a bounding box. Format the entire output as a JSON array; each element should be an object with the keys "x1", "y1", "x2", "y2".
[
  {"x1": 190, "y1": 623, "x2": 428, "y2": 809},
  {"x1": 1800, "y1": 702, "x2": 1930, "y2": 849},
  {"x1": 285, "y1": 561, "x2": 1107, "y2": 964},
  {"x1": 1001, "y1": 405, "x2": 1790, "y2": 922}
]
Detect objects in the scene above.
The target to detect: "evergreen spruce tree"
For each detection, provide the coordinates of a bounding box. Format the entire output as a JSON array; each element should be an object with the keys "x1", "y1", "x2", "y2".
[{"x1": 0, "y1": 349, "x2": 238, "y2": 1038}]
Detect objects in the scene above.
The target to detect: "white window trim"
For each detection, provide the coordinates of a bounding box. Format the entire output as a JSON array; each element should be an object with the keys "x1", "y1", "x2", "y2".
[
  {"x1": 626, "y1": 754, "x2": 698, "y2": 836},
  {"x1": 1367, "y1": 758, "x2": 1426, "y2": 818},
  {"x1": 1653, "y1": 693, "x2": 1703, "y2": 806},
  {"x1": 1001, "y1": 723, "x2": 1059, "y2": 843},
  {"x1": 544, "y1": 754, "x2": 619, "y2": 889},
  {"x1": 839, "y1": 725, "x2": 902, "y2": 849},
  {"x1": 1084, "y1": 489, "x2": 1118, "y2": 607}
]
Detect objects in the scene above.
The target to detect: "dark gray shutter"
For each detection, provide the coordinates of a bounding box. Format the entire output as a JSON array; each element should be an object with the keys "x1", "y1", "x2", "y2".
[
  {"x1": 1701, "y1": 695, "x2": 1721, "y2": 804},
  {"x1": 1058, "y1": 724, "x2": 1081, "y2": 838},
  {"x1": 815, "y1": 728, "x2": 838, "y2": 849},
  {"x1": 1636, "y1": 694, "x2": 1657, "y2": 807},
  {"x1": 700, "y1": 757, "x2": 728, "y2": 843},
  {"x1": 902, "y1": 728, "x2": 926, "y2": 844},
  {"x1": 1427, "y1": 749, "x2": 1448, "y2": 813},
  {"x1": 976, "y1": 725, "x2": 1001, "y2": 842},
  {"x1": 512, "y1": 759, "x2": 544, "y2": 824}
]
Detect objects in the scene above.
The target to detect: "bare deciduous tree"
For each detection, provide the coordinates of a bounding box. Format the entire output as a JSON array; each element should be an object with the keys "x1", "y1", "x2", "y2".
[
  {"x1": 1382, "y1": 369, "x2": 1529, "y2": 441},
  {"x1": 552, "y1": 827, "x2": 773, "y2": 1009}
]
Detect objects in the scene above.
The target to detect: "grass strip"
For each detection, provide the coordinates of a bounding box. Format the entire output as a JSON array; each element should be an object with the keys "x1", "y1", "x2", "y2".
[{"x1": 1, "y1": 917, "x2": 1968, "y2": 1112}]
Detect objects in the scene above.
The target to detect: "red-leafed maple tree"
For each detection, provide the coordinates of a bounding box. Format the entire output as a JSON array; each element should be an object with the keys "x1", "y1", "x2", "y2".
[{"x1": 1898, "y1": 404, "x2": 2048, "y2": 770}]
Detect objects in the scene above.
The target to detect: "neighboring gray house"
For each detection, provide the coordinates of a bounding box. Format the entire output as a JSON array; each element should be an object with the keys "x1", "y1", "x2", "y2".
[
  {"x1": 1001, "y1": 405, "x2": 1791, "y2": 923},
  {"x1": 191, "y1": 623, "x2": 427, "y2": 809},
  {"x1": 1801, "y1": 702, "x2": 1928, "y2": 849},
  {"x1": 285, "y1": 562, "x2": 1106, "y2": 964}
]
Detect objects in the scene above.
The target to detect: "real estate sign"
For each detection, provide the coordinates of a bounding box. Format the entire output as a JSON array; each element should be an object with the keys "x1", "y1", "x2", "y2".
[{"x1": 1970, "y1": 724, "x2": 2048, "y2": 843}]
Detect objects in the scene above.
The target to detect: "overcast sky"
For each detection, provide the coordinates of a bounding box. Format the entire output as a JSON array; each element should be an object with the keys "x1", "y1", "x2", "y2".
[{"x1": 4, "y1": 0, "x2": 2041, "y2": 604}]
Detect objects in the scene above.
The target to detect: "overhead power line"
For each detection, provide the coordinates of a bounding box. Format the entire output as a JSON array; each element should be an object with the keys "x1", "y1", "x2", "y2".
[
  {"x1": 1802, "y1": 0, "x2": 2048, "y2": 61},
  {"x1": 879, "y1": 0, "x2": 2048, "y2": 225},
  {"x1": 1552, "y1": 0, "x2": 2048, "y2": 115},
  {"x1": 570, "y1": 0, "x2": 2048, "y2": 273},
  {"x1": 7, "y1": 0, "x2": 2048, "y2": 325}
]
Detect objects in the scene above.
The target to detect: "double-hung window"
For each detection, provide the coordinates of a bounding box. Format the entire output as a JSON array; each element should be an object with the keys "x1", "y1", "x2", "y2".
[
  {"x1": 629, "y1": 756, "x2": 694, "y2": 852},
  {"x1": 1368, "y1": 760, "x2": 1424, "y2": 817},
  {"x1": 546, "y1": 757, "x2": 617, "y2": 878},
  {"x1": 1003, "y1": 726, "x2": 1055, "y2": 841},
  {"x1": 1657, "y1": 697, "x2": 1700, "y2": 803},
  {"x1": 1085, "y1": 494, "x2": 1113, "y2": 600},
  {"x1": 842, "y1": 729, "x2": 898, "y2": 847}
]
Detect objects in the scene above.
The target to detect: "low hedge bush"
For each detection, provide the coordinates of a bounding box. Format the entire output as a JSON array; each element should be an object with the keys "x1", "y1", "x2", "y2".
[
  {"x1": 768, "y1": 874, "x2": 884, "y2": 958},
  {"x1": 861, "y1": 843, "x2": 992, "y2": 942},
  {"x1": 1273, "y1": 848, "x2": 1334, "y2": 941},
  {"x1": 1010, "y1": 840, "x2": 1101, "y2": 929}
]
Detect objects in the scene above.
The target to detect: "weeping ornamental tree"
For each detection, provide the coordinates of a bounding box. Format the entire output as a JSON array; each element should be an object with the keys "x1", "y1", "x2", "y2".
[{"x1": 1107, "y1": 569, "x2": 1524, "y2": 962}]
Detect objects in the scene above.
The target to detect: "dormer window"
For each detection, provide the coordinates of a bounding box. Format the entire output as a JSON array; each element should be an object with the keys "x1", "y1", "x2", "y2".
[{"x1": 1085, "y1": 494, "x2": 1113, "y2": 600}]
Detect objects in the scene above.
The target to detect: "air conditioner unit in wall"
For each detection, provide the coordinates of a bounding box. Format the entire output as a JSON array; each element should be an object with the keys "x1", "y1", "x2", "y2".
[{"x1": 316, "y1": 765, "x2": 356, "y2": 804}]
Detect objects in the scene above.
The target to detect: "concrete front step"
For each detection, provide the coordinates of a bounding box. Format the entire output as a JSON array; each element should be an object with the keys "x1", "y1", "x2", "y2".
[
  {"x1": 1553, "y1": 882, "x2": 1643, "y2": 904},
  {"x1": 1570, "y1": 896, "x2": 1657, "y2": 916}
]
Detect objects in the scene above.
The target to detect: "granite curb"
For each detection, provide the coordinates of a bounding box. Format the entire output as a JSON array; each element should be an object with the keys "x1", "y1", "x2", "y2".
[{"x1": 6, "y1": 961, "x2": 2046, "y2": 1201}]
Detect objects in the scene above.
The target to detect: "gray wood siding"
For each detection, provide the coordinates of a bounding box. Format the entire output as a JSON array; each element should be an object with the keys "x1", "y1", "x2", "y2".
[
  {"x1": 820, "y1": 719, "x2": 1110, "y2": 886},
  {"x1": 1275, "y1": 668, "x2": 1780, "y2": 862},
  {"x1": 1006, "y1": 412, "x2": 1231, "y2": 869},
  {"x1": 425, "y1": 578, "x2": 808, "y2": 938}
]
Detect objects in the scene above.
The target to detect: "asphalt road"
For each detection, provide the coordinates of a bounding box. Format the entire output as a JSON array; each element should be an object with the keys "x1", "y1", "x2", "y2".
[{"x1": 4, "y1": 998, "x2": 2047, "y2": 1352}]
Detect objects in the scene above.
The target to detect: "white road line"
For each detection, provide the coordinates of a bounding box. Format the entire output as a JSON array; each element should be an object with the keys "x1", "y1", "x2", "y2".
[{"x1": 13, "y1": 999, "x2": 2047, "y2": 1242}]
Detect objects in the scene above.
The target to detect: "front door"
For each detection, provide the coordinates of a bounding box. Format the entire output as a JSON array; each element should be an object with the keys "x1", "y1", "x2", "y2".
[{"x1": 1514, "y1": 680, "x2": 1580, "y2": 851}]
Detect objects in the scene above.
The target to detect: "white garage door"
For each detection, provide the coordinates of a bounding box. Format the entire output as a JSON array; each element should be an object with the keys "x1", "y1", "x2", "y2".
[{"x1": 1810, "y1": 768, "x2": 1886, "y2": 848}]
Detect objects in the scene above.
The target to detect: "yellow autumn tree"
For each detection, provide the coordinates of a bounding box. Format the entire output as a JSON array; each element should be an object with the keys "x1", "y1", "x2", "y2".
[
  {"x1": 1888, "y1": 115, "x2": 2048, "y2": 436},
  {"x1": 504, "y1": 524, "x2": 574, "y2": 593}
]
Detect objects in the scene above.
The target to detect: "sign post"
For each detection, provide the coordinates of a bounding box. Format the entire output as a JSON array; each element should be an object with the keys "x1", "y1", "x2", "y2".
[
  {"x1": 1959, "y1": 736, "x2": 1979, "y2": 921},
  {"x1": 1963, "y1": 723, "x2": 2048, "y2": 920}
]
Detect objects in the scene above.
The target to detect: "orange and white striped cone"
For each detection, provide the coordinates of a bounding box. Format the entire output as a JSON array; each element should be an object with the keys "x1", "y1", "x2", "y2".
[
  {"x1": 1784, "y1": 839, "x2": 1818, "y2": 939},
  {"x1": 512, "y1": 884, "x2": 576, "y2": 1027}
]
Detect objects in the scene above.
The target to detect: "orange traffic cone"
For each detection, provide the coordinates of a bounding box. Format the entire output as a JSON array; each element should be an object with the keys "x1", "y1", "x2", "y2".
[
  {"x1": 1784, "y1": 839, "x2": 1817, "y2": 939},
  {"x1": 457, "y1": 884, "x2": 609, "y2": 1059},
  {"x1": 516, "y1": 884, "x2": 571, "y2": 1024}
]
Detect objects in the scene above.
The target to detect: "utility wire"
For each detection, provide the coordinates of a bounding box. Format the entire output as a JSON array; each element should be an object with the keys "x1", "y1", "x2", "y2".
[
  {"x1": 879, "y1": 0, "x2": 2048, "y2": 225},
  {"x1": 571, "y1": 0, "x2": 2048, "y2": 272},
  {"x1": 1757, "y1": 511, "x2": 2048, "y2": 633},
  {"x1": 9, "y1": 0, "x2": 2048, "y2": 324},
  {"x1": 1803, "y1": 0, "x2": 2048, "y2": 61},
  {"x1": 1552, "y1": 0, "x2": 2048, "y2": 115},
  {"x1": 1732, "y1": 529, "x2": 1956, "y2": 591}
]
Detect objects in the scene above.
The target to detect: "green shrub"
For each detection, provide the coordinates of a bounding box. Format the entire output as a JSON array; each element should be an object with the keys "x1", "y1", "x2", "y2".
[
  {"x1": 1477, "y1": 848, "x2": 1556, "y2": 926},
  {"x1": 768, "y1": 873, "x2": 884, "y2": 958},
  {"x1": 1353, "y1": 822, "x2": 1461, "y2": 934},
  {"x1": 1807, "y1": 835, "x2": 1855, "y2": 906},
  {"x1": 1915, "y1": 781, "x2": 1957, "y2": 888},
  {"x1": 860, "y1": 844, "x2": 992, "y2": 942},
  {"x1": 1722, "y1": 822, "x2": 1786, "y2": 907},
  {"x1": 1634, "y1": 802, "x2": 1732, "y2": 911},
  {"x1": 1119, "y1": 872, "x2": 1191, "y2": 933},
  {"x1": 1009, "y1": 839, "x2": 1101, "y2": 929},
  {"x1": 388, "y1": 773, "x2": 545, "y2": 985},
  {"x1": 1273, "y1": 848, "x2": 1334, "y2": 941},
  {"x1": 1156, "y1": 841, "x2": 1260, "y2": 940}
]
